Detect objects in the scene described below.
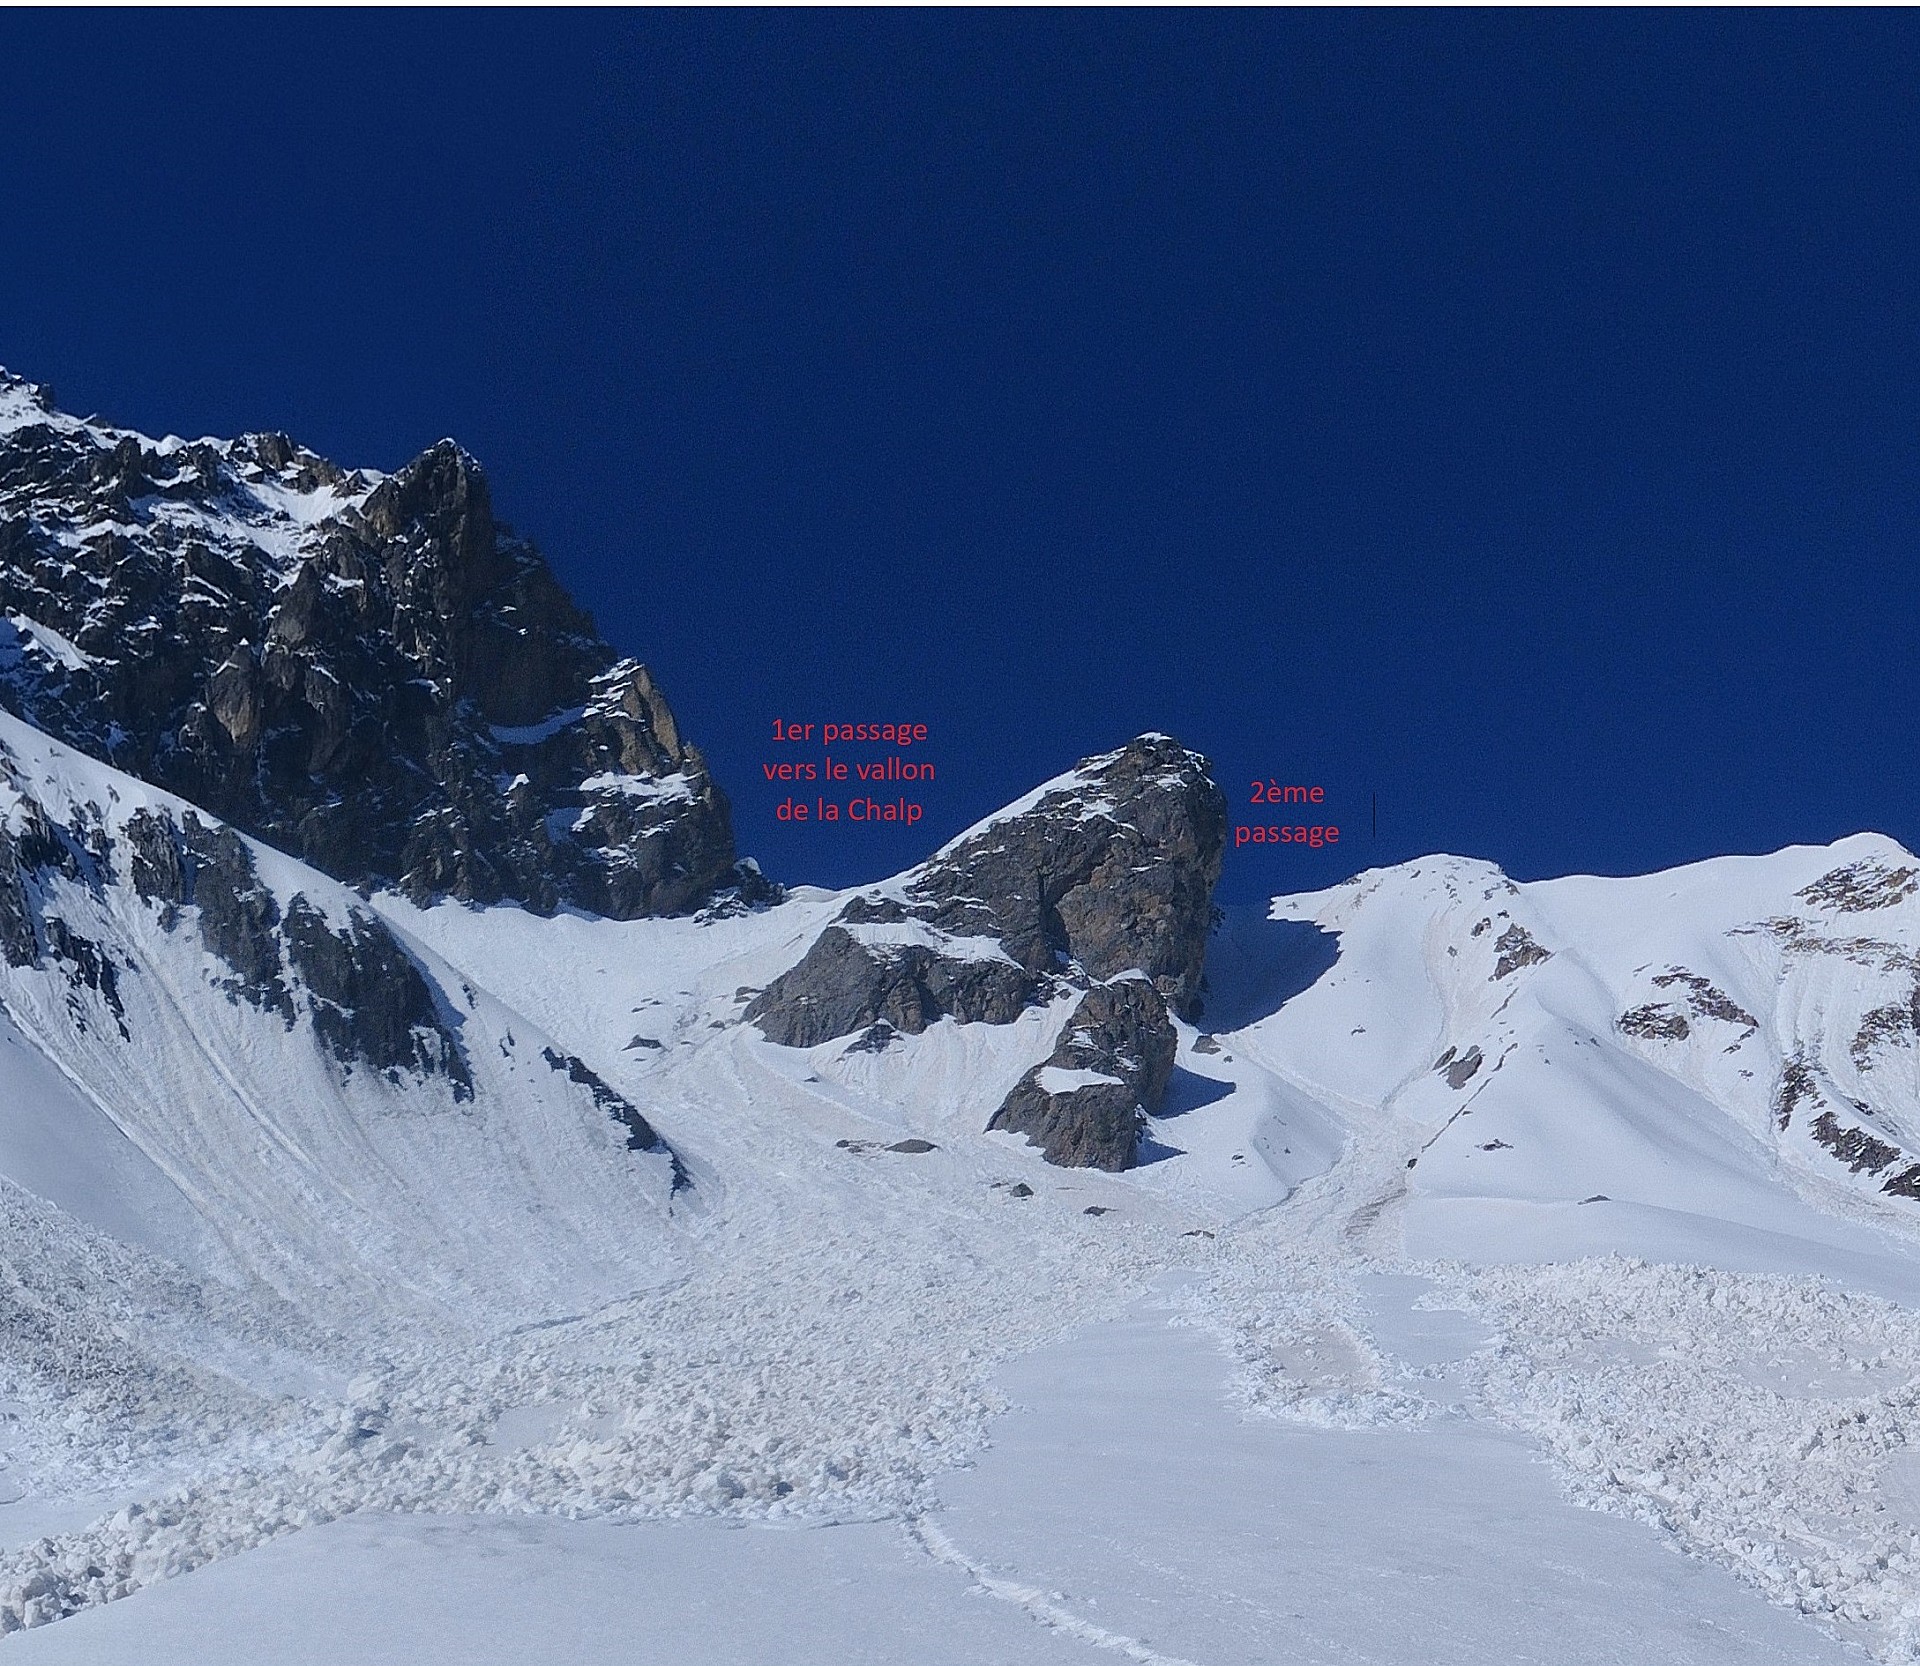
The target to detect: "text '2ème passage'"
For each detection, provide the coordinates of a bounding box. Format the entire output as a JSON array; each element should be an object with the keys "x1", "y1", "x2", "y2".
[
  {"x1": 1237, "y1": 779, "x2": 1340, "y2": 849},
  {"x1": 764, "y1": 719, "x2": 933, "y2": 825}
]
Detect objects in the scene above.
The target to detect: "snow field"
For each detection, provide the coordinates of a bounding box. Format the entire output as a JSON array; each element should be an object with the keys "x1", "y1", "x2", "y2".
[
  {"x1": 0, "y1": 1170, "x2": 1185, "y2": 1636},
  {"x1": 1154, "y1": 843, "x2": 1920, "y2": 1660},
  {"x1": 14, "y1": 690, "x2": 1920, "y2": 1662},
  {"x1": 1440, "y1": 1256, "x2": 1920, "y2": 1659},
  {"x1": 1176, "y1": 1212, "x2": 1920, "y2": 1656},
  {"x1": 0, "y1": 859, "x2": 1217, "y2": 1635}
]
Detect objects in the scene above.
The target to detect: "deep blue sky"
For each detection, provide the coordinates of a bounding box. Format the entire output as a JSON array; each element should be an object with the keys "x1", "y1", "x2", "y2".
[{"x1": 2, "y1": 11, "x2": 1916, "y2": 901}]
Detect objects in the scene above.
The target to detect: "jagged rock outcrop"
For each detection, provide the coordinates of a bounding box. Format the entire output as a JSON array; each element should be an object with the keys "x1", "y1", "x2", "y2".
[
  {"x1": 0, "y1": 804, "x2": 50, "y2": 968},
  {"x1": 746, "y1": 923, "x2": 1034, "y2": 1049},
  {"x1": 749, "y1": 734, "x2": 1226, "y2": 1049},
  {"x1": 989, "y1": 979, "x2": 1177, "y2": 1170},
  {"x1": 127, "y1": 806, "x2": 291, "y2": 1016},
  {"x1": 0, "y1": 756, "x2": 127, "y2": 1035},
  {"x1": 120, "y1": 802, "x2": 473, "y2": 1097},
  {"x1": 538, "y1": 1045, "x2": 680, "y2": 1179},
  {"x1": 282, "y1": 897, "x2": 469, "y2": 1092},
  {"x1": 0, "y1": 370, "x2": 757, "y2": 918},
  {"x1": 750, "y1": 734, "x2": 1224, "y2": 1170}
]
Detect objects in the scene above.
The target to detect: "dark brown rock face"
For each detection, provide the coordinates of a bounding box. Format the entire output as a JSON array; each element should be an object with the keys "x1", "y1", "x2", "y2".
[
  {"x1": 746, "y1": 924, "x2": 1034, "y2": 1049},
  {"x1": 0, "y1": 371, "x2": 753, "y2": 918},
  {"x1": 0, "y1": 764, "x2": 126, "y2": 1035},
  {"x1": 749, "y1": 734, "x2": 1223, "y2": 1170},
  {"x1": 989, "y1": 979, "x2": 1177, "y2": 1171},
  {"x1": 748, "y1": 734, "x2": 1226, "y2": 1048},
  {"x1": 896, "y1": 733, "x2": 1226, "y2": 1015}
]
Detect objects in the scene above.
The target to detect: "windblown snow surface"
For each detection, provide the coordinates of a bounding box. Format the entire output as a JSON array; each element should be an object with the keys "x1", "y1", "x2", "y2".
[{"x1": 7, "y1": 705, "x2": 1920, "y2": 1660}]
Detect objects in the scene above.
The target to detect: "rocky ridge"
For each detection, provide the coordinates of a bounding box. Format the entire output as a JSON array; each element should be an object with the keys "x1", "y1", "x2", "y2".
[
  {"x1": 0, "y1": 368, "x2": 1227, "y2": 1174},
  {"x1": 0, "y1": 716, "x2": 677, "y2": 1164},
  {"x1": 750, "y1": 734, "x2": 1227, "y2": 1168},
  {"x1": 1, "y1": 742, "x2": 467, "y2": 1099},
  {"x1": 0, "y1": 370, "x2": 755, "y2": 919}
]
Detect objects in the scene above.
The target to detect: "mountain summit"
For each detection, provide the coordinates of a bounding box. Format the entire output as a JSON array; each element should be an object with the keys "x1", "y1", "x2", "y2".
[{"x1": 0, "y1": 371, "x2": 746, "y2": 917}]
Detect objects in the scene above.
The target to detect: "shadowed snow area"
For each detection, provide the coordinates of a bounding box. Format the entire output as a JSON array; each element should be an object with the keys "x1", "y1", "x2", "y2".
[{"x1": 1195, "y1": 907, "x2": 1341, "y2": 1034}]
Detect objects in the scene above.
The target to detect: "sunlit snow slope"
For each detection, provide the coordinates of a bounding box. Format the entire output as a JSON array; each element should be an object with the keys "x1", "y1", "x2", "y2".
[
  {"x1": 0, "y1": 707, "x2": 686, "y2": 1348},
  {"x1": 15, "y1": 676, "x2": 1920, "y2": 1662},
  {"x1": 1237, "y1": 839, "x2": 1920, "y2": 1279}
]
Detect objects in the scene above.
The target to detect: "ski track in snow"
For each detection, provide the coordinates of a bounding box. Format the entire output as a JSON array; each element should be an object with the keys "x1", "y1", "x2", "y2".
[{"x1": 907, "y1": 1516, "x2": 1206, "y2": 1666}]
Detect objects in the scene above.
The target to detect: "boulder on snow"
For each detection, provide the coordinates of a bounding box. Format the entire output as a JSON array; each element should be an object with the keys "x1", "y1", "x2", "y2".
[
  {"x1": 989, "y1": 978, "x2": 1177, "y2": 1172},
  {"x1": 747, "y1": 923, "x2": 1036, "y2": 1048}
]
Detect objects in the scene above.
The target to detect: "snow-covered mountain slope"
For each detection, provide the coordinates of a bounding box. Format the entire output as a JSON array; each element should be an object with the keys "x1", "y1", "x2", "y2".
[
  {"x1": 1232, "y1": 838, "x2": 1920, "y2": 1283},
  {"x1": 385, "y1": 875, "x2": 1346, "y2": 1228},
  {"x1": 1113, "y1": 842, "x2": 1920, "y2": 1664},
  {"x1": 0, "y1": 712, "x2": 1276, "y2": 1637},
  {"x1": 0, "y1": 705, "x2": 687, "y2": 1350},
  {"x1": 17, "y1": 663, "x2": 1920, "y2": 1662}
]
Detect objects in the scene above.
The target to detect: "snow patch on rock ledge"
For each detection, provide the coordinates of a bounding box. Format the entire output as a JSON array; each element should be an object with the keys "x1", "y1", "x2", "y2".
[{"x1": 1034, "y1": 1065, "x2": 1126, "y2": 1095}]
